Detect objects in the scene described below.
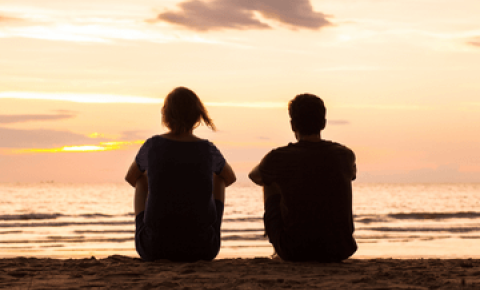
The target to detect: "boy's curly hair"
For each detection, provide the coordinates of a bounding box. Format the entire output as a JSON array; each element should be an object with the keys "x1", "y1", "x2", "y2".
[{"x1": 288, "y1": 94, "x2": 326, "y2": 135}]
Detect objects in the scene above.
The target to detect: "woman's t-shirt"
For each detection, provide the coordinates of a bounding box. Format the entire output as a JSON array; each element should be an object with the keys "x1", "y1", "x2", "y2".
[{"x1": 135, "y1": 136, "x2": 225, "y2": 237}]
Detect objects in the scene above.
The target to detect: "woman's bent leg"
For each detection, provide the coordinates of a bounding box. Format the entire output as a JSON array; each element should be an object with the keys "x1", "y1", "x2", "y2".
[
  {"x1": 134, "y1": 174, "x2": 148, "y2": 216},
  {"x1": 212, "y1": 174, "x2": 225, "y2": 203},
  {"x1": 134, "y1": 174, "x2": 155, "y2": 261},
  {"x1": 206, "y1": 174, "x2": 226, "y2": 260}
]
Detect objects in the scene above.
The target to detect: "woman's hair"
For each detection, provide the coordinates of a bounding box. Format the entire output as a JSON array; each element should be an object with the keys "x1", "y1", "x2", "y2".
[
  {"x1": 161, "y1": 87, "x2": 216, "y2": 134},
  {"x1": 288, "y1": 93, "x2": 326, "y2": 135}
]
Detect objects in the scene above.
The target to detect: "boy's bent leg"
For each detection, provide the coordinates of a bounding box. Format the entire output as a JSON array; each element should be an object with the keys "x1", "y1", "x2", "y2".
[
  {"x1": 134, "y1": 174, "x2": 149, "y2": 216},
  {"x1": 263, "y1": 182, "x2": 281, "y2": 205},
  {"x1": 263, "y1": 183, "x2": 289, "y2": 259}
]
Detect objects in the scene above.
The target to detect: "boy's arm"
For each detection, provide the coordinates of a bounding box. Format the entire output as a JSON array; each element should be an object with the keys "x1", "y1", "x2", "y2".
[
  {"x1": 248, "y1": 165, "x2": 264, "y2": 186},
  {"x1": 351, "y1": 150, "x2": 357, "y2": 181},
  {"x1": 352, "y1": 163, "x2": 357, "y2": 181},
  {"x1": 125, "y1": 161, "x2": 144, "y2": 187}
]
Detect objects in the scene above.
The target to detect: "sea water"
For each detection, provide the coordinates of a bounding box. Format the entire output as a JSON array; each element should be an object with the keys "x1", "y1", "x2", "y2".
[{"x1": 1, "y1": 182, "x2": 480, "y2": 259}]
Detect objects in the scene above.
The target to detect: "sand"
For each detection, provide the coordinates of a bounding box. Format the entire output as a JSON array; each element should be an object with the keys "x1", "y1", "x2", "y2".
[{"x1": 1, "y1": 255, "x2": 480, "y2": 289}]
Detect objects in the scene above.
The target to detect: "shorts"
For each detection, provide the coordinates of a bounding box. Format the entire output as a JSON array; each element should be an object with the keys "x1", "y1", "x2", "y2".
[{"x1": 135, "y1": 199, "x2": 225, "y2": 262}]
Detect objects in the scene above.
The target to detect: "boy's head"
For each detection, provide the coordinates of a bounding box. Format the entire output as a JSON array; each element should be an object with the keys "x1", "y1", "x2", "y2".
[
  {"x1": 288, "y1": 93, "x2": 326, "y2": 136},
  {"x1": 161, "y1": 87, "x2": 215, "y2": 134}
]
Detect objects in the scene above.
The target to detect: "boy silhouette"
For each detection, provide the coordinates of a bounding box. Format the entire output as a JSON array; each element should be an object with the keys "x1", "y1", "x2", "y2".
[{"x1": 249, "y1": 93, "x2": 357, "y2": 262}]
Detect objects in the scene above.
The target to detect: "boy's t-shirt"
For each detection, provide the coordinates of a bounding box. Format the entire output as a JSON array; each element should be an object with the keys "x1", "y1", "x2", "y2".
[
  {"x1": 135, "y1": 136, "x2": 225, "y2": 237},
  {"x1": 259, "y1": 140, "x2": 357, "y2": 257}
]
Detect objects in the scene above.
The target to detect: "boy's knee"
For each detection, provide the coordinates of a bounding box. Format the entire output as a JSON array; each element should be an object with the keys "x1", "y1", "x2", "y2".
[{"x1": 263, "y1": 183, "x2": 281, "y2": 204}]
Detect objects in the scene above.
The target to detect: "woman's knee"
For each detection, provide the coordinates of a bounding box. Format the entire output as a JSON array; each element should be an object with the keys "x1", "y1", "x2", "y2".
[
  {"x1": 136, "y1": 174, "x2": 148, "y2": 189},
  {"x1": 212, "y1": 174, "x2": 225, "y2": 203}
]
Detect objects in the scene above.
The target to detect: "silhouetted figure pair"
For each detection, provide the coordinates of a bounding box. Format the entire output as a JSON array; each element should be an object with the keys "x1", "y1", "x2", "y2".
[{"x1": 126, "y1": 87, "x2": 356, "y2": 262}]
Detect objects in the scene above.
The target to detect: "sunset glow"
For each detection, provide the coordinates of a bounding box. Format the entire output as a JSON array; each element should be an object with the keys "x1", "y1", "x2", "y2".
[
  {"x1": 1, "y1": 0, "x2": 479, "y2": 182},
  {"x1": 11, "y1": 141, "x2": 145, "y2": 154}
]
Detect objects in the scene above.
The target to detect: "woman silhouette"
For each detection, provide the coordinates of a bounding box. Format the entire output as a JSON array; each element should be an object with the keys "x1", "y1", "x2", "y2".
[{"x1": 125, "y1": 87, "x2": 236, "y2": 261}]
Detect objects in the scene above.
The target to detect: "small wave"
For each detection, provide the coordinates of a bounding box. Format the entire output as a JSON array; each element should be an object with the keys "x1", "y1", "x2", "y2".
[
  {"x1": 368, "y1": 226, "x2": 480, "y2": 233},
  {"x1": 74, "y1": 230, "x2": 134, "y2": 234},
  {"x1": 0, "y1": 212, "x2": 136, "y2": 221},
  {"x1": 460, "y1": 236, "x2": 480, "y2": 239},
  {"x1": 0, "y1": 230, "x2": 23, "y2": 235},
  {"x1": 355, "y1": 216, "x2": 391, "y2": 224},
  {"x1": 0, "y1": 237, "x2": 134, "y2": 244},
  {"x1": 0, "y1": 234, "x2": 268, "y2": 244},
  {"x1": 388, "y1": 212, "x2": 480, "y2": 220},
  {"x1": 222, "y1": 229, "x2": 264, "y2": 233},
  {"x1": 223, "y1": 218, "x2": 263, "y2": 223},
  {"x1": 222, "y1": 234, "x2": 267, "y2": 241},
  {"x1": 78, "y1": 213, "x2": 115, "y2": 218},
  {"x1": 355, "y1": 212, "x2": 480, "y2": 224},
  {"x1": 0, "y1": 221, "x2": 134, "y2": 228},
  {"x1": 0, "y1": 213, "x2": 65, "y2": 221}
]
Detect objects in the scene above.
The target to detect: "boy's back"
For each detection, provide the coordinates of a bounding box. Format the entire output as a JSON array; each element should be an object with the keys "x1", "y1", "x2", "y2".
[
  {"x1": 249, "y1": 93, "x2": 357, "y2": 262},
  {"x1": 259, "y1": 140, "x2": 357, "y2": 261}
]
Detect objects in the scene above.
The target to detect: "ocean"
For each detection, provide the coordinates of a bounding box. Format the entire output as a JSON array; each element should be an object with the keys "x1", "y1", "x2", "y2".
[{"x1": 1, "y1": 182, "x2": 480, "y2": 259}]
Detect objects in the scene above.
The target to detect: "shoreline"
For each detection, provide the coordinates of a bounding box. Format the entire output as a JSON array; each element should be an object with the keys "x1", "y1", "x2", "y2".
[
  {"x1": 2, "y1": 255, "x2": 480, "y2": 289},
  {"x1": 5, "y1": 237, "x2": 480, "y2": 260}
]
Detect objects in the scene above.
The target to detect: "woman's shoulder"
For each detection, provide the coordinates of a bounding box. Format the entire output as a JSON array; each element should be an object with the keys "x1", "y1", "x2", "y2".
[{"x1": 157, "y1": 133, "x2": 209, "y2": 143}]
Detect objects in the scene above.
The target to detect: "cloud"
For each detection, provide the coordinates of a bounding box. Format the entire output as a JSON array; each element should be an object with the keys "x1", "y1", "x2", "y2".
[
  {"x1": 0, "y1": 127, "x2": 108, "y2": 148},
  {"x1": 0, "y1": 15, "x2": 18, "y2": 21},
  {"x1": 118, "y1": 130, "x2": 150, "y2": 141},
  {"x1": 0, "y1": 112, "x2": 76, "y2": 124},
  {"x1": 151, "y1": 0, "x2": 331, "y2": 31},
  {"x1": 0, "y1": 15, "x2": 23, "y2": 24},
  {"x1": 468, "y1": 37, "x2": 480, "y2": 47},
  {"x1": 327, "y1": 120, "x2": 350, "y2": 125}
]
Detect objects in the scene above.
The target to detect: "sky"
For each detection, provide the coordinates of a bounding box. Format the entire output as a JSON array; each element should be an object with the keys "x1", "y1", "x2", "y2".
[{"x1": 1, "y1": 0, "x2": 480, "y2": 183}]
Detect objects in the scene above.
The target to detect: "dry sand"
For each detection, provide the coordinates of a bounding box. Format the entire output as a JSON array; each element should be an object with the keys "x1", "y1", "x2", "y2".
[{"x1": 1, "y1": 255, "x2": 480, "y2": 289}]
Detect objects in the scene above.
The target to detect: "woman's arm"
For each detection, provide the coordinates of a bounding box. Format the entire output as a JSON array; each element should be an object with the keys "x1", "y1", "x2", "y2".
[
  {"x1": 217, "y1": 162, "x2": 236, "y2": 187},
  {"x1": 125, "y1": 161, "x2": 144, "y2": 187}
]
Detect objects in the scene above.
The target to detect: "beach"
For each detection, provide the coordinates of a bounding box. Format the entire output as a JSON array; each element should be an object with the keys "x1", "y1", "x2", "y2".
[
  {"x1": 3, "y1": 183, "x2": 480, "y2": 289},
  {"x1": 1, "y1": 255, "x2": 479, "y2": 289}
]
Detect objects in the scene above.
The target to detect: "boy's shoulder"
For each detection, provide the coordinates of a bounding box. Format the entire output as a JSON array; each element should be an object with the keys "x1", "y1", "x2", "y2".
[{"x1": 271, "y1": 140, "x2": 353, "y2": 154}]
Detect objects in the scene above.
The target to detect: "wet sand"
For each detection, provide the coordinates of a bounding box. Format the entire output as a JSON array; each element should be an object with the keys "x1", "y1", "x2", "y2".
[{"x1": 1, "y1": 255, "x2": 480, "y2": 289}]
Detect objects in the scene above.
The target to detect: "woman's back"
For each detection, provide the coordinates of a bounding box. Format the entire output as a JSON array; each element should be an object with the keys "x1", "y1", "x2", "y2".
[
  {"x1": 126, "y1": 87, "x2": 236, "y2": 261},
  {"x1": 136, "y1": 136, "x2": 224, "y2": 235}
]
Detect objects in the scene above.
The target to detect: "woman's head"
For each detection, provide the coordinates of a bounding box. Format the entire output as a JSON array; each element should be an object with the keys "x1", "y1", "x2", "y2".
[{"x1": 161, "y1": 87, "x2": 215, "y2": 134}]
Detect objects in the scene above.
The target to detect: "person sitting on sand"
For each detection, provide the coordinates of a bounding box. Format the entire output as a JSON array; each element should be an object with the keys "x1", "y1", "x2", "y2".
[
  {"x1": 125, "y1": 87, "x2": 236, "y2": 262},
  {"x1": 249, "y1": 93, "x2": 357, "y2": 262}
]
